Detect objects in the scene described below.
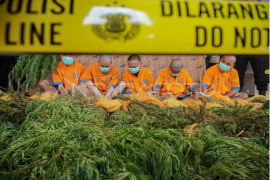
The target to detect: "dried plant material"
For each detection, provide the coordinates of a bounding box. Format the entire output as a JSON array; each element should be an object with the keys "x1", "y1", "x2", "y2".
[
  {"x1": 246, "y1": 95, "x2": 269, "y2": 103},
  {"x1": 0, "y1": 90, "x2": 269, "y2": 179}
]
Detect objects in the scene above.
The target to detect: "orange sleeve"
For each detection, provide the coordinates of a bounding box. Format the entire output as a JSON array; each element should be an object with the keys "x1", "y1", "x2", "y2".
[
  {"x1": 231, "y1": 70, "x2": 240, "y2": 90},
  {"x1": 185, "y1": 71, "x2": 196, "y2": 91},
  {"x1": 201, "y1": 68, "x2": 214, "y2": 89},
  {"x1": 78, "y1": 65, "x2": 85, "y2": 83},
  {"x1": 154, "y1": 70, "x2": 165, "y2": 89},
  {"x1": 53, "y1": 63, "x2": 63, "y2": 86},
  {"x1": 147, "y1": 70, "x2": 154, "y2": 88},
  {"x1": 122, "y1": 70, "x2": 132, "y2": 88},
  {"x1": 109, "y1": 68, "x2": 120, "y2": 88},
  {"x1": 80, "y1": 65, "x2": 93, "y2": 83}
]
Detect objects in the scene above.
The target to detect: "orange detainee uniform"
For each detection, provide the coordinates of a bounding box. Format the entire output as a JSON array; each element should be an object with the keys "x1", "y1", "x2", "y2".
[
  {"x1": 80, "y1": 63, "x2": 120, "y2": 94},
  {"x1": 53, "y1": 61, "x2": 85, "y2": 89},
  {"x1": 155, "y1": 67, "x2": 196, "y2": 98},
  {"x1": 201, "y1": 64, "x2": 240, "y2": 95},
  {"x1": 122, "y1": 67, "x2": 154, "y2": 93}
]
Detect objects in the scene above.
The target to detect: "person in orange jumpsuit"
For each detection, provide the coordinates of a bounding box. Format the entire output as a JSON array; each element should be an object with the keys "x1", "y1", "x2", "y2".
[
  {"x1": 121, "y1": 54, "x2": 154, "y2": 95},
  {"x1": 40, "y1": 55, "x2": 85, "y2": 94},
  {"x1": 201, "y1": 55, "x2": 248, "y2": 99},
  {"x1": 80, "y1": 55, "x2": 125, "y2": 98},
  {"x1": 154, "y1": 59, "x2": 200, "y2": 100}
]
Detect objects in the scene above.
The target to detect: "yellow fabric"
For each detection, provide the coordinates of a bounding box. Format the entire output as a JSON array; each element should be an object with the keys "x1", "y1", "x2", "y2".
[
  {"x1": 249, "y1": 103, "x2": 263, "y2": 110},
  {"x1": 122, "y1": 100, "x2": 131, "y2": 114},
  {"x1": 28, "y1": 92, "x2": 56, "y2": 101},
  {"x1": 0, "y1": 90, "x2": 12, "y2": 101},
  {"x1": 182, "y1": 99, "x2": 203, "y2": 109},
  {"x1": 94, "y1": 97, "x2": 123, "y2": 112},
  {"x1": 40, "y1": 92, "x2": 56, "y2": 101},
  {"x1": 230, "y1": 99, "x2": 249, "y2": 106},
  {"x1": 184, "y1": 123, "x2": 198, "y2": 132},
  {"x1": 162, "y1": 97, "x2": 187, "y2": 108},
  {"x1": 183, "y1": 123, "x2": 203, "y2": 155},
  {"x1": 129, "y1": 92, "x2": 165, "y2": 107},
  {"x1": 210, "y1": 92, "x2": 231, "y2": 103},
  {"x1": 205, "y1": 102, "x2": 223, "y2": 109}
]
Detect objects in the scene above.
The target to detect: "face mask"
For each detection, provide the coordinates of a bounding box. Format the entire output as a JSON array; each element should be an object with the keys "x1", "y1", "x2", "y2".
[
  {"x1": 219, "y1": 62, "x2": 231, "y2": 72},
  {"x1": 62, "y1": 57, "x2": 73, "y2": 66},
  {"x1": 170, "y1": 71, "x2": 180, "y2": 77},
  {"x1": 100, "y1": 64, "x2": 110, "y2": 73},
  {"x1": 129, "y1": 66, "x2": 140, "y2": 74}
]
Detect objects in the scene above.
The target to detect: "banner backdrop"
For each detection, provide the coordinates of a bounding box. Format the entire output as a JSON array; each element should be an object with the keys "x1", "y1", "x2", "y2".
[{"x1": 0, "y1": 0, "x2": 268, "y2": 54}]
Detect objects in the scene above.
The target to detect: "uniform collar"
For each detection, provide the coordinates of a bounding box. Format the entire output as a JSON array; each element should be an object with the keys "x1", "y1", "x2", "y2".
[
  {"x1": 98, "y1": 63, "x2": 112, "y2": 74},
  {"x1": 216, "y1": 64, "x2": 230, "y2": 77},
  {"x1": 132, "y1": 66, "x2": 143, "y2": 77},
  {"x1": 168, "y1": 67, "x2": 182, "y2": 78},
  {"x1": 62, "y1": 61, "x2": 75, "y2": 69}
]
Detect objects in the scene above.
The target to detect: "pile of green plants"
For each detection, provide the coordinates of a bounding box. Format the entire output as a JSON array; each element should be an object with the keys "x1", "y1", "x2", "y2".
[
  {"x1": 8, "y1": 55, "x2": 58, "y2": 92},
  {"x1": 0, "y1": 94, "x2": 269, "y2": 179},
  {"x1": 0, "y1": 90, "x2": 29, "y2": 124}
]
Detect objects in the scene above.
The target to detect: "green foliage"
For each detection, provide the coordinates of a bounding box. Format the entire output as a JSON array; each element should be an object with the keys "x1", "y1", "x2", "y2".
[
  {"x1": 199, "y1": 126, "x2": 269, "y2": 180},
  {"x1": 205, "y1": 106, "x2": 269, "y2": 148},
  {"x1": 128, "y1": 100, "x2": 198, "y2": 129},
  {"x1": 262, "y1": 100, "x2": 269, "y2": 110},
  {"x1": 0, "y1": 90, "x2": 29, "y2": 124},
  {"x1": 0, "y1": 94, "x2": 269, "y2": 180},
  {"x1": 108, "y1": 110, "x2": 134, "y2": 128},
  {"x1": 9, "y1": 55, "x2": 58, "y2": 92}
]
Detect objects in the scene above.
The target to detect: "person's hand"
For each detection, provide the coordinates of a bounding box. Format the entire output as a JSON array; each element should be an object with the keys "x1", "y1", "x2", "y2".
[
  {"x1": 80, "y1": 85, "x2": 86, "y2": 93},
  {"x1": 105, "y1": 93, "x2": 111, "y2": 99},
  {"x1": 154, "y1": 92, "x2": 160, "y2": 99},
  {"x1": 122, "y1": 94, "x2": 129, "y2": 97},
  {"x1": 194, "y1": 92, "x2": 200, "y2": 100}
]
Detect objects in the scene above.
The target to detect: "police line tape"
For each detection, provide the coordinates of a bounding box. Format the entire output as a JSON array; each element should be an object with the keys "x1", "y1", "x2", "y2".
[{"x1": 0, "y1": 0, "x2": 268, "y2": 54}]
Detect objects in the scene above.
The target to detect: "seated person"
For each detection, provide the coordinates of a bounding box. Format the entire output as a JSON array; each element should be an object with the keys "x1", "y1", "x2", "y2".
[
  {"x1": 201, "y1": 55, "x2": 248, "y2": 99},
  {"x1": 154, "y1": 59, "x2": 199, "y2": 100},
  {"x1": 121, "y1": 54, "x2": 154, "y2": 94},
  {"x1": 40, "y1": 55, "x2": 85, "y2": 94},
  {"x1": 80, "y1": 55, "x2": 125, "y2": 99}
]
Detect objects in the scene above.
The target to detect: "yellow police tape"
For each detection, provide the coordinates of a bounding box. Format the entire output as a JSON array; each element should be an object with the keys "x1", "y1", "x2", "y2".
[{"x1": 0, "y1": 0, "x2": 268, "y2": 54}]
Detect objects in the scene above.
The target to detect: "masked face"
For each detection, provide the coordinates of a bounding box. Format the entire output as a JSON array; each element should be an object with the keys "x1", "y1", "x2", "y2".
[
  {"x1": 170, "y1": 71, "x2": 180, "y2": 77},
  {"x1": 129, "y1": 66, "x2": 140, "y2": 74},
  {"x1": 62, "y1": 57, "x2": 74, "y2": 66},
  {"x1": 100, "y1": 66, "x2": 110, "y2": 73},
  {"x1": 99, "y1": 61, "x2": 111, "y2": 73},
  {"x1": 219, "y1": 56, "x2": 235, "y2": 72},
  {"x1": 169, "y1": 65, "x2": 182, "y2": 77},
  {"x1": 128, "y1": 60, "x2": 141, "y2": 74},
  {"x1": 219, "y1": 62, "x2": 231, "y2": 71}
]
